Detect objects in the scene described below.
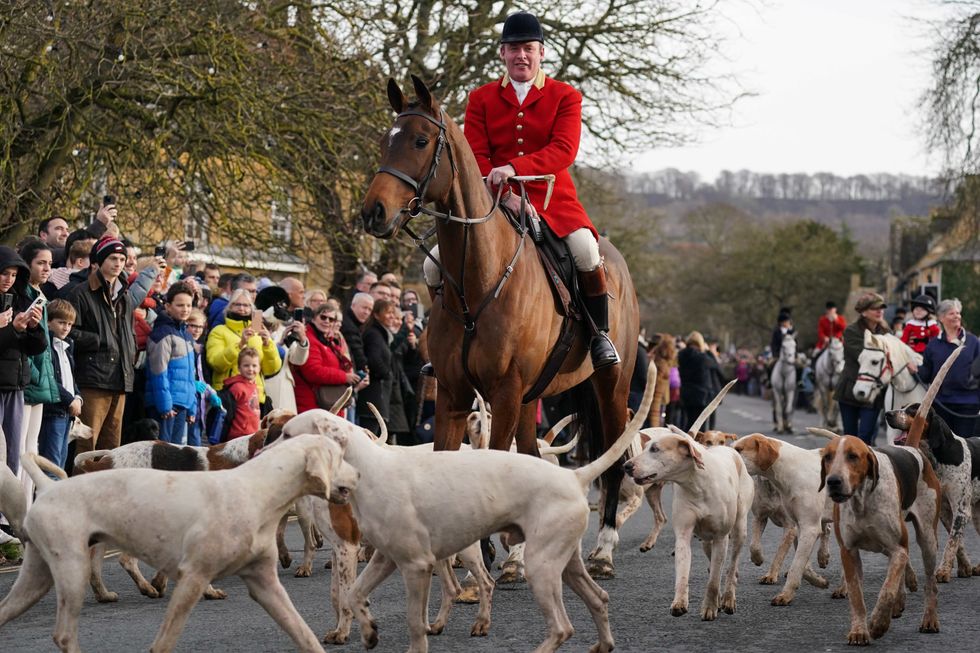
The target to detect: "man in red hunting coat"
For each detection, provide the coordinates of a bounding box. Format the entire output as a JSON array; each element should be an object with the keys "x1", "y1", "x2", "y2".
[
  {"x1": 422, "y1": 11, "x2": 620, "y2": 370},
  {"x1": 815, "y1": 301, "x2": 847, "y2": 351}
]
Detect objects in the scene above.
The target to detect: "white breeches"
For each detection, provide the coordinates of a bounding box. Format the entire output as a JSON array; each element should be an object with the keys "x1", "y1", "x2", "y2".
[{"x1": 422, "y1": 227, "x2": 600, "y2": 287}]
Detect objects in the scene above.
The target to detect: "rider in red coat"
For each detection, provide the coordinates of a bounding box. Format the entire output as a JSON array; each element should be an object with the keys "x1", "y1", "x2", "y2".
[
  {"x1": 815, "y1": 301, "x2": 847, "y2": 351},
  {"x1": 901, "y1": 294, "x2": 940, "y2": 354},
  {"x1": 423, "y1": 11, "x2": 619, "y2": 370}
]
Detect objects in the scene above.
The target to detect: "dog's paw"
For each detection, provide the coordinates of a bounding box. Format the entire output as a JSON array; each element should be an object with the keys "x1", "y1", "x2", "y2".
[
  {"x1": 936, "y1": 568, "x2": 951, "y2": 583},
  {"x1": 139, "y1": 584, "x2": 161, "y2": 599},
  {"x1": 771, "y1": 592, "x2": 793, "y2": 607},
  {"x1": 426, "y1": 622, "x2": 445, "y2": 636},
  {"x1": 586, "y1": 558, "x2": 615, "y2": 580},
  {"x1": 956, "y1": 564, "x2": 972, "y2": 578},
  {"x1": 832, "y1": 583, "x2": 848, "y2": 599},
  {"x1": 204, "y1": 586, "x2": 227, "y2": 600},
  {"x1": 96, "y1": 590, "x2": 119, "y2": 603},
  {"x1": 294, "y1": 564, "x2": 312, "y2": 578},
  {"x1": 847, "y1": 627, "x2": 871, "y2": 646},
  {"x1": 919, "y1": 615, "x2": 940, "y2": 634},
  {"x1": 470, "y1": 619, "x2": 491, "y2": 637},
  {"x1": 279, "y1": 553, "x2": 292, "y2": 569},
  {"x1": 759, "y1": 574, "x2": 778, "y2": 585},
  {"x1": 455, "y1": 583, "x2": 481, "y2": 604},
  {"x1": 750, "y1": 549, "x2": 764, "y2": 566},
  {"x1": 721, "y1": 592, "x2": 737, "y2": 614},
  {"x1": 869, "y1": 611, "x2": 892, "y2": 640},
  {"x1": 700, "y1": 604, "x2": 718, "y2": 621},
  {"x1": 670, "y1": 602, "x2": 688, "y2": 617},
  {"x1": 322, "y1": 629, "x2": 348, "y2": 645},
  {"x1": 818, "y1": 551, "x2": 830, "y2": 569},
  {"x1": 361, "y1": 620, "x2": 379, "y2": 650}
]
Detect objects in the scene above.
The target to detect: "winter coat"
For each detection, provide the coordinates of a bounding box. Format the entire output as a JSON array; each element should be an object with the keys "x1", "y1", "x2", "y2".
[
  {"x1": 677, "y1": 346, "x2": 713, "y2": 407},
  {"x1": 292, "y1": 323, "x2": 351, "y2": 414},
  {"x1": 464, "y1": 71, "x2": 595, "y2": 238},
  {"x1": 356, "y1": 320, "x2": 393, "y2": 420},
  {"x1": 222, "y1": 373, "x2": 260, "y2": 440},
  {"x1": 919, "y1": 327, "x2": 980, "y2": 406},
  {"x1": 341, "y1": 306, "x2": 368, "y2": 371},
  {"x1": 145, "y1": 312, "x2": 197, "y2": 413},
  {"x1": 816, "y1": 314, "x2": 847, "y2": 350},
  {"x1": 835, "y1": 317, "x2": 892, "y2": 408},
  {"x1": 901, "y1": 319, "x2": 941, "y2": 354},
  {"x1": 23, "y1": 284, "x2": 59, "y2": 405},
  {"x1": 68, "y1": 269, "x2": 137, "y2": 393},
  {"x1": 205, "y1": 315, "x2": 282, "y2": 403},
  {"x1": 0, "y1": 247, "x2": 47, "y2": 391}
]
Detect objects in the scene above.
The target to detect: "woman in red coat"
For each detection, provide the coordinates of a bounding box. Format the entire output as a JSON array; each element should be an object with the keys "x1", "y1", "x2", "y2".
[
  {"x1": 292, "y1": 304, "x2": 362, "y2": 414},
  {"x1": 421, "y1": 11, "x2": 619, "y2": 370}
]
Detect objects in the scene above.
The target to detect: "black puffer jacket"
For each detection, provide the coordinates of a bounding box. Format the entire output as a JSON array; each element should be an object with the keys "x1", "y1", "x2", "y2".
[
  {"x1": 67, "y1": 269, "x2": 136, "y2": 392},
  {"x1": 0, "y1": 247, "x2": 47, "y2": 391}
]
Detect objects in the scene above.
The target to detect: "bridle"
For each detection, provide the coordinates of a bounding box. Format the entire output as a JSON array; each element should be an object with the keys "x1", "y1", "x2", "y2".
[
  {"x1": 855, "y1": 345, "x2": 893, "y2": 390},
  {"x1": 371, "y1": 107, "x2": 530, "y2": 392}
]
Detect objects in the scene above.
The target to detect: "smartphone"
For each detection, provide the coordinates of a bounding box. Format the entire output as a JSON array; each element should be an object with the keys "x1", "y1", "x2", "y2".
[
  {"x1": 252, "y1": 309, "x2": 264, "y2": 328},
  {"x1": 183, "y1": 240, "x2": 195, "y2": 251},
  {"x1": 29, "y1": 295, "x2": 47, "y2": 312},
  {"x1": 154, "y1": 245, "x2": 166, "y2": 257},
  {"x1": 292, "y1": 308, "x2": 305, "y2": 323},
  {"x1": 0, "y1": 293, "x2": 13, "y2": 312},
  {"x1": 103, "y1": 194, "x2": 115, "y2": 206},
  {"x1": 356, "y1": 369, "x2": 367, "y2": 380}
]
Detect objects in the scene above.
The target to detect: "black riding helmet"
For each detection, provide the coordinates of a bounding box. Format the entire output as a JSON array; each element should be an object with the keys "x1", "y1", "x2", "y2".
[
  {"x1": 500, "y1": 11, "x2": 544, "y2": 44},
  {"x1": 911, "y1": 294, "x2": 936, "y2": 314}
]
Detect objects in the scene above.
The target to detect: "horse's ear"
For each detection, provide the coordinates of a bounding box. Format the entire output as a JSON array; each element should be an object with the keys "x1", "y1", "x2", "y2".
[
  {"x1": 411, "y1": 74, "x2": 435, "y2": 112},
  {"x1": 863, "y1": 329, "x2": 874, "y2": 347},
  {"x1": 387, "y1": 78, "x2": 406, "y2": 114}
]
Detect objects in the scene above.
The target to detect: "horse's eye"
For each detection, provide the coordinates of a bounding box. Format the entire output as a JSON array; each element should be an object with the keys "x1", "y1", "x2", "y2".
[{"x1": 415, "y1": 137, "x2": 429, "y2": 148}]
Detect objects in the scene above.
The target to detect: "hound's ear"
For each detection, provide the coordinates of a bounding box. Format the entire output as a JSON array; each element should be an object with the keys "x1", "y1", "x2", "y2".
[
  {"x1": 680, "y1": 440, "x2": 705, "y2": 470},
  {"x1": 693, "y1": 431, "x2": 706, "y2": 444},
  {"x1": 305, "y1": 447, "x2": 332, "y2": 500},
  {"x1": 818, "y1": 447, "x2": 829, "y2": 491},
  {"x1": 867, "y1": 450, "x2": 879, "y2": 492},
  {"x1": 387, "y1": 78, "x2": 407, "y2": 114},
  {"x1": 411, "y1": 74, "x2": 435, "y2": 112},
  {"x1": 725, "y1": 432, "x2": 738, "y2": 443},
  {"x1": 756, "y1": 438, "x2": 779, "y2": 472}
]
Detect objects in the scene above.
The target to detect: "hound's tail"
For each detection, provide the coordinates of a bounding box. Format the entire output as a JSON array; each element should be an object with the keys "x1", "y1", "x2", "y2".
[
  {"x1": 72, "y1": 449, "x2": 112, "y2": 473},
  {"x1": 22, "y1": 454, "x2": 68, "y2": 495},
  {"x1": 538, "y1": 433, "x2": 579, "y2": 458},
  {"x1": 0, "y1": 462, "x2": 28, "y2": 540},
  {"x1": 574, "y1": 362, "x2": 657, "y2": 488}
]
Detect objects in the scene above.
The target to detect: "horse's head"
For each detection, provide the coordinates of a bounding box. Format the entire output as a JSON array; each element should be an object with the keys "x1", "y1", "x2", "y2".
[
  {"x1": 828, "y1": 337, "x2": 845, "y2": 374},
  {"x1": 361, "y1": 76, "x2": 457, "y2": 239},
  {"x1": 780, "y1": 334, "x2": 797, "y2": 360},
  {"x1": 853, "y1": 331, "x2": 890, "y2": 402}
]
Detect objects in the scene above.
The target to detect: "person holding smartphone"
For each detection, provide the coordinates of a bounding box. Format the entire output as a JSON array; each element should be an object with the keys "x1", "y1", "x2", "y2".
[
  {"x1": 293, "y1": 302, "x2": 368, "y2": 415},
  {"x1": 0, "y1": 246, "x2": 46, "y2": 544},
  {"x1": 17, "y1": 240, "x2": 59, "y2": 501},
  {"x1": 205, "y1": 288, "x2": 282, "y2": 408}
]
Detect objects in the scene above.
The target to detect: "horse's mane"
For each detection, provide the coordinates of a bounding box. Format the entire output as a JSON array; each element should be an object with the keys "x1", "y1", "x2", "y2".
[{"x1": 871, "y1": 333, "x2": 923, "y2": 367}]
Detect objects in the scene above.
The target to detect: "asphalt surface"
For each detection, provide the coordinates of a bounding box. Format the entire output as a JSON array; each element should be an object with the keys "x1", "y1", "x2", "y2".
[{"x1": 3, "y1": 393, "x2": 980, "y2": 652}]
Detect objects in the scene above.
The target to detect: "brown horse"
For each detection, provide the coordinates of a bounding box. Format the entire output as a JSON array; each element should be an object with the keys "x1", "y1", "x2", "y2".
[{"x1": 360, "y1": 76, "x2": 639, "y2": 578}]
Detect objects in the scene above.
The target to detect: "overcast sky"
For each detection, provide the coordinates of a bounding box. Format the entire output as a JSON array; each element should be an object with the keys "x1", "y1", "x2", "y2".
[{"x1": 632, "y1": 0, "x2": 949, "y2": 181}]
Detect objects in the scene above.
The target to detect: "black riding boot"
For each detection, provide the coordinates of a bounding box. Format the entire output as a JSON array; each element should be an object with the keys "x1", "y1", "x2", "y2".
[{"x1": 579, "y1": 266, "x2": 621, "y2": 370}]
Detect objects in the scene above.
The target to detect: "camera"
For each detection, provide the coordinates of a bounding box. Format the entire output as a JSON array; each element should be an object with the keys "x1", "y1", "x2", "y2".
[{"x1": 293, "y1": 308, "x2": 305, "y2": 323}]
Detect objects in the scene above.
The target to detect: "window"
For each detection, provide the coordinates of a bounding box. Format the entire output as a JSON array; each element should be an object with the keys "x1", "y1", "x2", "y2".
[{"x1": 271, "y1": 193, "x2": 292, "y2": 243}]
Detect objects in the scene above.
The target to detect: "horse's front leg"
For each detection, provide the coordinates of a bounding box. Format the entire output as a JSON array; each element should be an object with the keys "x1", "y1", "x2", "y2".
[
  {"x1": 588, "y1": 366, "x2": 630, "y2": 580},
  {"x1": 433, "y1": 382, "x2": 474, "y2": 451}
]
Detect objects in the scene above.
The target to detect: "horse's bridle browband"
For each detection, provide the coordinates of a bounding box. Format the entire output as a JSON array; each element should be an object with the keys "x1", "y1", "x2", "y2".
[{"x1": 372, "y1": 107, "x2": 530, "y2": 395}]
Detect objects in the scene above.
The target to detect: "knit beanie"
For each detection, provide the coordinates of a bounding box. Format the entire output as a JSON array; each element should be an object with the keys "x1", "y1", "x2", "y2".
[{"x1": 91, "y1": 236, "x2": 126, "y2": 266}]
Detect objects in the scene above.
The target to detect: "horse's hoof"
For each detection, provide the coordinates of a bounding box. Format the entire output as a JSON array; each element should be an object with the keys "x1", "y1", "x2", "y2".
[
  {"x1": 96, "y1": 591, "x2": 119, "y2": 603},
  {"x1": 322, "y1": 630, "x2": 349, "y2": 645},
  {"x1": 497, "y1": 564, "x2": 526, "y2": 586},
  {"x1": 587, "y1": 558, "x2": 615, "y2": 580}
]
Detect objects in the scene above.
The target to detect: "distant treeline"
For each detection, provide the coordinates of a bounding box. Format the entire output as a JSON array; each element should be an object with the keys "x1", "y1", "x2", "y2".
[{"x1": 625, "y1": 168, "x2": 946, "y2": 202}]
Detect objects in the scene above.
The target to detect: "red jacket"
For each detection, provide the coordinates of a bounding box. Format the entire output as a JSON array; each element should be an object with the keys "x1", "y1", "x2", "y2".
[
  {"x1": 816, "y1": 314, "x2": 847, "y2": 350},
  {"x1": 292, "y1": 324, "x2": 352, "y2": 414},
  {"x1": 223, "y1": 374, "x2": 260, "y2": 440},
  {"x1": 464, "y1": 71, "x2": 595, "y2": 238},
  {"x1": 901, "y1": 319, "x2": 940, "y2": 354}
]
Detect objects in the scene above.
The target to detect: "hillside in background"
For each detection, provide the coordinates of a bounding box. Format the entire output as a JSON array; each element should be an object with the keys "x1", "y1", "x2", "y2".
[{"x1": 626, "y1": 169, "x2": 948, "y2": 245}]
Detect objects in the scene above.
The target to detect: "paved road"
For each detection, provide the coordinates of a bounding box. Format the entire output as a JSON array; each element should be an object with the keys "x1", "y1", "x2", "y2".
[{"x1": 4, "y1": 394, "x2": 980, "y2": 652}]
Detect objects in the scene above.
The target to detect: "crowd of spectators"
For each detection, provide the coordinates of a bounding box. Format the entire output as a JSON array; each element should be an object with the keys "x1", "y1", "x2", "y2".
[{"x1": 0, "y1": 203, "x2": 426, "y2": 546}]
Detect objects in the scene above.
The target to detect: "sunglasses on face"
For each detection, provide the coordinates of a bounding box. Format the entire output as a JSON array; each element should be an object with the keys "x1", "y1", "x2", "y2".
[{"x1": 316, "y1": 314, "x2": 339, "y2": 324}]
